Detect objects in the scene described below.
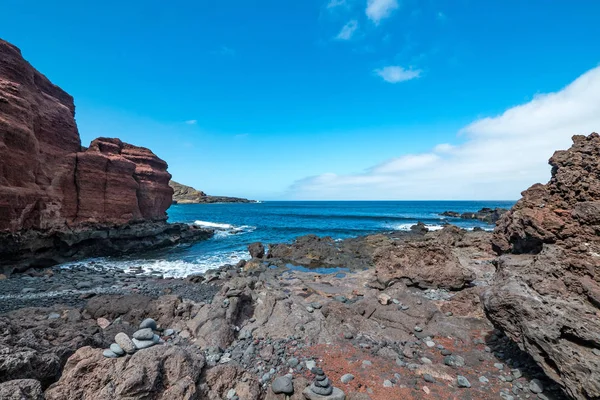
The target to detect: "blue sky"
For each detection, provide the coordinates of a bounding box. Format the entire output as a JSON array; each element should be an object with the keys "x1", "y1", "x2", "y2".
[{"x1": 3, "y1": 0, "x2": 600, "y2": 200}]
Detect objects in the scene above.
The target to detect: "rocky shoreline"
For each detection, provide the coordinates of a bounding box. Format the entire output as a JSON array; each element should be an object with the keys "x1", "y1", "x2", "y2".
[
  {"x1": 170, "y1": 180, "x2": 256, "y2": 204},
  {"x1": 0, "y1": 226, "x2": 568, "y2": 400}
]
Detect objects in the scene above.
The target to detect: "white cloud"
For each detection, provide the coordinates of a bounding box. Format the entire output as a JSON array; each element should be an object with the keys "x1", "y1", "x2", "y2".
[
  {"x1": 185, "y1": 120, "x2": 197, "y2": 125},
  {"x1": 327, "y1": 0, "x2": 346, "y2": 8},
  {"x1": 335, "y1": 20, "x2": 358, "y2": 40},
  {"x1": 285, "y1": 66, "x2": 600, "y2": 200},
  {"x1": 366, "y1": 0, "x2": 399, "y2": 24},
  {"x1": 374, "y1": 66, "x2": 421, "y2": 83}
]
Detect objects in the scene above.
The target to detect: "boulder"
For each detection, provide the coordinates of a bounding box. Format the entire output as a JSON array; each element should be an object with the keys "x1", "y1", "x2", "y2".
[
  {"x1": 45, "y1": 345, "x2": 205, "y2": 399},
  {"x1": 0, "y1": 379, "x2": 44, "y2": 400},
  {"x1": 485, "y1": 133, "x2": 600, "y2": 400},
  {"x1": 0, "y1": 39, "x2": 211, "y2": 273}
]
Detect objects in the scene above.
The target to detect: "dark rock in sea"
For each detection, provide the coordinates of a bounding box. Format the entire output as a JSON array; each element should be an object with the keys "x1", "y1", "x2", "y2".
[
  {"x1": 170, "y1": 180, "x2": 255, "y2": 204},
  {"x1": 440, "y1": 208, "x2": 509, "y2": 224},
  {"x1": 0, "y1": 39, "x2": 212, "y2": 275},
  {"x1": 485, "y1": 133, "x2": 600, "y2": 400},
  {"x1": 248, "y1": 242, "x2": 266, "y2": 259}
]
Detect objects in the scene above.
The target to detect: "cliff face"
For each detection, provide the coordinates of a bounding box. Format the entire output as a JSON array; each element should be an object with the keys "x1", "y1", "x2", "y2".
[
  {"x1": 484, "y1": 133, "x2": 600, "y2": 400},
  {"x1": 170, "y1": 180, "x2": 253, "y2": 204},
  {"x1": 0, "y1": 39, "x2": 173, "y2": 232},
  {"x1": 0, "y1": 39, "x2": 210, "y2": 273}
]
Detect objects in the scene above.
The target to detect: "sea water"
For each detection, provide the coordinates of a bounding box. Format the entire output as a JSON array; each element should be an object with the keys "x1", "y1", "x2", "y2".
[{"x1": 64, "y1": 201, "x2": 514, "y2": 277}]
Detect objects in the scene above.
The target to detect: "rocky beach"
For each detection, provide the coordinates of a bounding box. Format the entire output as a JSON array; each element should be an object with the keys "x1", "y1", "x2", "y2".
[{"x1": 1, "y1": 38, "x2": 599, "y2": 400}]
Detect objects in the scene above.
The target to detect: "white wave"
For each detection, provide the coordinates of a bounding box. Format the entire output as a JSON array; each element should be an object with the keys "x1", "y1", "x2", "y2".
[
  {"x1": 393, "y1": 223, "x2": 445, "y2": 231},
  {"x1": 62, "y1": 250, "x2": 251, "y2": 278},
  {"x1": 194, "y1": 220, "x2": 256, "y2": 238},
  {"x1": 194, "y1": 220, "x2": 234, "y2": 229}
]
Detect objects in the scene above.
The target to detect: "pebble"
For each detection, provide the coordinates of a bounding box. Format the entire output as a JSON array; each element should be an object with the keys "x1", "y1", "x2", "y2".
[
  {"x1": 306, "y1": 306, "x2": 314, "y2": 313},
  {"x1": 132, "y1": 337, "x2": 156, "y2": 350},
  {"x1": 97, "y1": 318, "x2": 111, "y2": 329},
  {"x1": 305, "y1": 360, "x2": 316, "y2": 370},
  {"x1": 378, "y1": 293, "x2": 391, "y2": 305},
  {"x1": 164, "y1": 329, "x2": 175, "y2": 336},
  {"x1": 401, "y1": 305, "x2": 409, "y2": 310},
  {"x1": 425, "y1": 340, "x2": 435, "y2": 348},
  {"x1": 529, "y1": 379, "x2": 544, "y2": 394},
  {"x1": 103, "y1": 349, "x2": 118, "y2": 358},
  {"x1": 139, "y1": 318, "x2": 157, "y2": 330},
  {"x1": 445, "y1": 311, "x2": 453, "y2": 316},
  {"x1": 133, "y1": 328, "x2": 154, "y2": 340},
  {"x1": 343, "y1": 332, "x2": 354, "y2": 339},
  {"x1": 226, "y1": 388, "x2": 237, "y2": 399},
  {"x1": 423, "y1": 374, "x2": 435, "y2": 383},
  {"x1": 423, "y1": 386, "x2": 431, "y2": 394},
  {"x1": 310, "y1": 302, "x2": 322, "y2": 309},
  {"x1": 444, "y1": 355, "x2": 465, "y2": 368},
  {"x1": 441, "y1": 349, "x2": 452, "y2": 356},
  {"x1": 414, "y1": 326, "x2": 423, "y2": 332},
  {"x1": 110, "y1": 343, "x2": 125, "y2": 356},
  {"x1": 287, "y1": 357, "x2": 299, "y2": 368},
  {"x1": 362, "y1": 360, "x2": 372, "y2": 367},
  {"x1": 479, "y1": 376, "x2": 489, "y2": 384},
  {"x1": 341, "y1": 374, "x2": 354, "y2": 384},
  {"x1": 457, "y1": 375, "x2": 471, "y2": 388},
  {"x1": 494, "y1": 363, "x2": 505, "y2": 370},
  {"x1": 420, "y1": 357, "x2": 432, "y2": 364},
  {"x1": 48, "y1": 313, "x2": 60, "y2": 319},
  {"x1": 271, "y1": 376, "x2": 294, "y2": 395},
  {"x1": 115, "y1": 332, "x2": 136, "y2": 354},
  {"x1": 383, "y1": 379, "x2": 393, "y2": 387}
]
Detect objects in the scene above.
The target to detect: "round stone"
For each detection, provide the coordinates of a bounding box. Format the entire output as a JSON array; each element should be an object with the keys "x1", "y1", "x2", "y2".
[
  {"x1": 115, "y1": 332, "x2": 136, "y2": 354},
  {"x1": 311, "y1": 384, "x2": 333, "y2": 396},
  {"x1": 529, "y1": 379, "x2": 544, "y2": 394},
  {"x1": 103, "y1": 349, "x2": 118, "y2": 358},
  {"x1": 311, "y1": 367, "x2": 324, "y2": 375},
  {"x1": 414, "y1": 326, "x2": 423, "y2": 332},
  {"x1": 287, "y1": 357, "x2": 299, "y2": 368},
  {"x1": 341, "y1": 374, "x2": 354, "y2": 384},
  {"x1": 272, "y1": 376, "x2": 294, "y2": 395},
  {"x1": 314, "y1": 378, "x2": 330, "y2": 387},
  {"x1": 110, "y1": 343, "x2": 125, "y2": 356},
  {"x1": 139, "y1": 318, "x2": 157, "y2": 330},
  {"x1": 132, "y1": 338, "x2": 156, "y2": 350},
  {"x1": 457, "y1": 375, "x2": 471, "y2": 388},
  {"x1": 383, "y1": 380, "x2": 393, "y2": 387},
  {"x1": 133, "y1": 328, "x2": 154, "y2": 340}
]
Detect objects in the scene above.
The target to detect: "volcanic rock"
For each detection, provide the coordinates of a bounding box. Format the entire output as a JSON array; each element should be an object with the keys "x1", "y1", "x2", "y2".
[
  {"x1": 45, "y1": 345, "x2": 205, "y2": 399},
  {"x1": 170, "y1": 180, "x2": 254, "y2": 204},
  {"x1": 485, "y1": 133, "x2": 600, "y2": 400},
  {"x1": 0, "y1": 39, "x2": 212, "y2": 274},
  {"x1": 0, "y1": 379, "x2": 44, "y2": 400}
]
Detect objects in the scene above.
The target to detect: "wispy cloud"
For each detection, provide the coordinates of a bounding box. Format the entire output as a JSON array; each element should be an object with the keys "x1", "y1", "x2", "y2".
[
  {"x1": 374, "y1": 66, "x2": 421, "y2": 83},
  {"x1": 327, "y1": 0, "x2": 347, "y2": 8},
  {"x1": 285, "y1": 66, "x2": 600, "y2": 200},
  {"x1": 366, "y1": 0, "x2": 399, "y2": 24},
  {"x1": 335, "y1": 20, "x2": 358, "y2": 40},
  {"x1": 185, "y1": 120, "x2": 197, "y2": 125}
]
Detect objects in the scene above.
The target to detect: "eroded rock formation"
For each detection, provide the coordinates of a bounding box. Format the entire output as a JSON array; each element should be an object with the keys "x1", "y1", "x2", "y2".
[
  {"x1": 0, "y1": 39, "x2": 211, "y2": 273},
  {"x1": 485, "y1": 133, "x2": 600, "y2": 400},
  {"x1": 170, "y1": 180, "x2": 254, "y2": 204}
]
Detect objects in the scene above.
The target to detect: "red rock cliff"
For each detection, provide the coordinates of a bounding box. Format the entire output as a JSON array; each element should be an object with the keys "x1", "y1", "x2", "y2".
[{"x1": 0, "y1": 39, "x2": 173, "y2": 233}]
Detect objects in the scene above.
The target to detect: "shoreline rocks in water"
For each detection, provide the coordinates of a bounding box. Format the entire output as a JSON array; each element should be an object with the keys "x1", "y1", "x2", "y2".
[
  {"x1": 0, "y1": 39, "x2": 213, "y2": 274},
  {"x1": 440, "y1": 207, "x2": 509, "y2": 224},
  {"x1": 170, "y1": 180, "x2": 256, "y2": 204}
]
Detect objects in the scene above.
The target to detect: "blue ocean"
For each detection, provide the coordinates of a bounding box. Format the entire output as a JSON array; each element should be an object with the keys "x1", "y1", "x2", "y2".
[{"x1": 71, "y1": 201, "x2": 514, "y2": 277}]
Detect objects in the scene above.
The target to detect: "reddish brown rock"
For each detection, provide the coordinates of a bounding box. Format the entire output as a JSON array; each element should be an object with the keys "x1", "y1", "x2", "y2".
[
  {"x1": 0, "y1": 40, "x2": 172, "y2": 232},
  {"x1": 485, "y1": 133, "x2": 600, "y2": 400},
  {"x1": 45, "y1": 345, "x2": 206, "y2": 400},
  {"x1": 0, "y1": 39, "x2": 210, "y2": 272}
]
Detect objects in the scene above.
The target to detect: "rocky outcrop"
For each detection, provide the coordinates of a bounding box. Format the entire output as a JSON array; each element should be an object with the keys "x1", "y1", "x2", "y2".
[
  {"x1": 440, "y1": 207, "x2": 509, "y2": 224},
  {"x1": 0, "y1": 39, "x2": 211, "y2": 273},
  {"x1": 484, "y1": 133, "x2": 600, "y2": 400},
  {"x1": 45, "y1": 345, "x2": 206, "y2": 399},
  {"x1": 0, "y1": 379, "x2": 44, "y2": 400},
  {"x1": 170, "y1": 180, "x2": 254, "y2": 204}
]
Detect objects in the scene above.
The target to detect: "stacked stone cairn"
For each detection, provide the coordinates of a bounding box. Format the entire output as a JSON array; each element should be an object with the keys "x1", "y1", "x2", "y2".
[
  {"x1": 102, "y1": 318, "x2": 162, "y2": 358},
  {"x1": 302, "y1": 367, "x2": 346, "y2": 400}
]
